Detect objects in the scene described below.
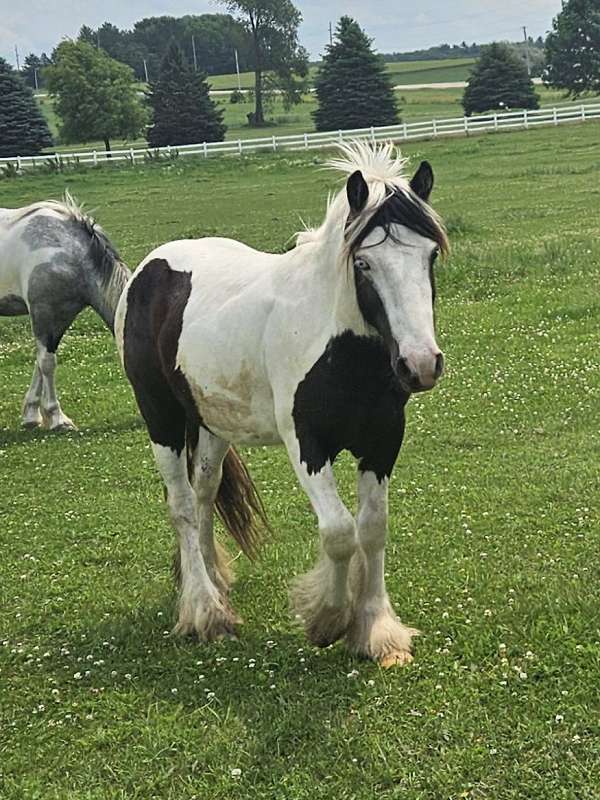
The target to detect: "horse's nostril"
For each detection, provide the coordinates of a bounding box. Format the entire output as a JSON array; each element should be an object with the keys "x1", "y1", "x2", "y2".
[
  {"x1": 395, "y1": 356, "x2": 412, "y2": 383},
  {"x1": 434, "y1": 352, "x2": 445, "y2": 379}
]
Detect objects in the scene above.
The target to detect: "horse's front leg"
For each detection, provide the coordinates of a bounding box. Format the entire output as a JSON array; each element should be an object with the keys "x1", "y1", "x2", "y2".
[
  {"x1": 36, "y1": 343, "x2": 76, "y2": 431},
  {"x1": 284, "y1": 436, "x2": 358, "y2": 647},
  {"x1": 21, "y1": 360, "x2": 43, "y2": 428},
  {"x1": 346, "y1": 471, "x2": 418, "y2": 667}
]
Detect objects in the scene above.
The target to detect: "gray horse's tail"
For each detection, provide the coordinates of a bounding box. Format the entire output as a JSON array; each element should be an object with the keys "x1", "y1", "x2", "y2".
[{"x1": 216, "y1": 447, "x2": 269, "y2": 560}]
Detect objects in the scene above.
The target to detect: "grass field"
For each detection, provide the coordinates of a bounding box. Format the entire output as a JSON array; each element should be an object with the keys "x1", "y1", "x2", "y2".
[
  {"x1": 1, "y1": 123, "x2": 600, "y2": 799},
  {"x1": 35, "y1": 85, "x2": 581, "y2": 154},
  {"x1": 205, "y1": 58, "x2": 477, "y2": 91}
]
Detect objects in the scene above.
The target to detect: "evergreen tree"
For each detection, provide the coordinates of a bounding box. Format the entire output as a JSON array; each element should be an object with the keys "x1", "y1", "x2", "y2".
[
  {"x1": 313, "y1": 17, "x2": 399, "y2": 132},
  {"x1": 147, "y1": 41, "x2": 226, "y2": 147},
  {"x1": 462, "y1": 42, "x2": 539, "y2": 115},
  {"x1": 0, "y1": 58, "x2": 53, "y2": 158},
  {"x1": 544, "y1": 0, "x2": 600, "y2": 96}
]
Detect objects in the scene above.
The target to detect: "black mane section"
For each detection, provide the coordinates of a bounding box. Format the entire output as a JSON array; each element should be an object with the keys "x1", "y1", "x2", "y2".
[
  {"x1": 352, "y1": 189, "x2": 448, "y2": 255},
  {"x1": 80, "y1": 216, "x2": 125, "y2": 287}
]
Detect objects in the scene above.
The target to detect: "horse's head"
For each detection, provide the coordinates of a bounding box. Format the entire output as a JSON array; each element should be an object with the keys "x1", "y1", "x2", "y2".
[{"x1": 346, "y1": 161, "x2": 448, "y2": 393}]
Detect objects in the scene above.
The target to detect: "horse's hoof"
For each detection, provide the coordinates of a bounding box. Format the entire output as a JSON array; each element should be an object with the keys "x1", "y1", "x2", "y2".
[
  {"x1": 49, "y1": 420, "x2": 78, "y2": 432},
  {"x1": 22, "y1": 419, "x2": 42, "y2": 430},
  {"x1": 378, "y1": 651, "x2": 414, "y2": 669}
]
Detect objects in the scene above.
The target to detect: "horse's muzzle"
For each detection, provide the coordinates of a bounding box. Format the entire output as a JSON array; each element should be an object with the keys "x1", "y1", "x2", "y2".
[{"x1": 394, "y1": 352, "x2": 444, "y2": 393}]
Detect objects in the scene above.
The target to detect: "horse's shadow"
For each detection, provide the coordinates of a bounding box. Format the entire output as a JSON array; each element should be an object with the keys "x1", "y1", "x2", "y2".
[
  {"x1": 0, "y1": 415, "x2": 144, "y2": 447},
  {"x1": 17, "y1": 598, "x2": 371, "y2": 768}
]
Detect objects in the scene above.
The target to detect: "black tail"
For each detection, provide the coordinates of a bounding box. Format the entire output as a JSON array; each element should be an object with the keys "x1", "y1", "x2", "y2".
[{"x1": 215, "y1": 447, "x2": 269, "y2": 560}]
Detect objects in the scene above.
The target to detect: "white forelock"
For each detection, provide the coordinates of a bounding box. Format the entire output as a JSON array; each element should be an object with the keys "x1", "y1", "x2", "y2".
[{"x1": 296, "y1": 140, "x2": 412, "y2": 251}]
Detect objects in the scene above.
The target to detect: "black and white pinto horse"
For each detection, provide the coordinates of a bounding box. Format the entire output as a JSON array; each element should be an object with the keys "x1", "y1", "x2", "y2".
[
  {"x1": 0, "y1": 195, "x2": 130, "y2": 429},
  {"x1": 116, "y1": 142, "x2": 449, "y2": 667}
]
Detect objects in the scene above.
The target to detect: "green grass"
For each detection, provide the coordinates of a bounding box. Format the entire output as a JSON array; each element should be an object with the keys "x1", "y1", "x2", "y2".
[
  {"x1": 1, "y1": 123, "x2": 600, "y2": 799},
  {"x1": 207, "y1": 58, "x2": 477, "y2": 91},
  {"x1": 35, "y1": 85, "x2": 582, "y2": 155}
]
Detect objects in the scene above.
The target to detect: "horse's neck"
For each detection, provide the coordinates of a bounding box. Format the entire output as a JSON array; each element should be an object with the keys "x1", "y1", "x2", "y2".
[
  {"x1": 289, "y1": 237, "x2": 365, "y2": 336},
  {"x1": 86, "y1": 259, "x2": 131, "y2": 333}
]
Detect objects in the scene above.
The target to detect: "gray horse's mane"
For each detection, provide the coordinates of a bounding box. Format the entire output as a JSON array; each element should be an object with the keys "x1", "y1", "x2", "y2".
[{"x1": 15, "y1": 191, "x2": 130, "y2": 315}]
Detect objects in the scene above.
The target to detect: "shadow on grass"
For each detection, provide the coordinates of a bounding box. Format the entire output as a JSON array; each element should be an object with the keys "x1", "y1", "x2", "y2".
[{"x1": 0, "y1": 415, "x2": 144, "y2": 447}]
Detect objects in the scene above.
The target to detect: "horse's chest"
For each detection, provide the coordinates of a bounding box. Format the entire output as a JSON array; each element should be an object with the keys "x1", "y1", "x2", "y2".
[{"x1": 292, "y1": 332, "x2": 409, "y2": 478}]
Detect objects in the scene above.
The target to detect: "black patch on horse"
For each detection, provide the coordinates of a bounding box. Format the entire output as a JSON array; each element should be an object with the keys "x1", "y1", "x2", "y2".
[
  {"x1": 123, "y1": 258, "x2": 202, "y2": 456},
  {"x1": 350, "y1": 188, "x2": 448, "y2": 256},
  {"x1": 0, "y1": 294, "x2": 28, "y2": 316},
  {"x1": 292, "y1": 332, "x2": 408, "y2": 481}
]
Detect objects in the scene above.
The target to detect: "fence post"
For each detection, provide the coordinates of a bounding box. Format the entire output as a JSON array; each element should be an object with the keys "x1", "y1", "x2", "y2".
[
  {"x1": 553, "y1": 107, "x2": 558, "y2": 126},
  {"x1": 432, "y1": 119, "x2": 437, "y2": 137},
  {"x1": 581, "y1": 105, "x2": 586, "y2": 122},
  {"x1": 403, "y1": 122, "x2": 407, "y2": 139},
  {"x1": 338, "y1": 129, "x2": 343, "y2": 143},
  {"x1": 17, "y1": 155, "x2": 22, "y2": 170},
  {"x1": 272, "y1": 136, "x2": 277, "y2": 152},
  {"x1": 93, "y1": 150, "x2": 97, "y2": 166},
  {"x1": 523, "y1": 109, "x2": 528, "y2": 129},
  {"x1": 370, "y1": 125, "x2": 375, "y2": 144},
  {"x1": 493, "y1": 113, "x2": 498, "y2": 130},
  {"x1": 130, "y1": 147, "x2": 135, "y2": 163},
  {"x1": 55, "y1": 153, "x2": 60, "y2": 167},
  {"x1": 464, "y1": 116, "x2": 469, "y2": 136},
  {"x1": 238, "y1": 139, "x2": 243, "y2": 155},
  {"x1": 203, "y1": 142, "x2": 208, "y2": 158},
  {"x1": 304, "y1": 132, "x2": 308, "y2": 148}
]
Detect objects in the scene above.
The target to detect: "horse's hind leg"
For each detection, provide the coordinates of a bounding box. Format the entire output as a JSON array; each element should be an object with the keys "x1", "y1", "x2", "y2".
[
  {"x1": 152, "y1": 438, "x2": 238, "y2": 640},
  {"x1": 187, "y1": 428, "x2": 234, "y2": 598}
]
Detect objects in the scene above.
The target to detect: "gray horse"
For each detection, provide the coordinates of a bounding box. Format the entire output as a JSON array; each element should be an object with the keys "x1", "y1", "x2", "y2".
[{"x1": 0, "y1": 194, "x2": 130, "y2": 429}]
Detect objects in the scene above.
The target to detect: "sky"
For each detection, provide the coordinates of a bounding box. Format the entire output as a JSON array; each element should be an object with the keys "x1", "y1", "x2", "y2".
[{"x1": 1, "y1": 0, "x2": 563, "y2": 67}]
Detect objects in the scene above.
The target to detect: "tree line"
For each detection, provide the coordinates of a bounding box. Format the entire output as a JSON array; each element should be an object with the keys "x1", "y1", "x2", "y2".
[{"x1": 1, "y1": 0, "x2": 599, "y2": 159}]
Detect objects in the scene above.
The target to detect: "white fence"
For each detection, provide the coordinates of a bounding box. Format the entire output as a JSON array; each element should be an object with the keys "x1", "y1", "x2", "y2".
[{"x1": 2, "y1": 102, "x2": 600, "y2": 170}]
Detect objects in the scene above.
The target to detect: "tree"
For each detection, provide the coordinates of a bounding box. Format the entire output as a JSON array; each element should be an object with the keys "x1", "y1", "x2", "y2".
[
  {"x1": 0, "y1": 58, "x2": 53, "y2": 158},
  {"x1": 544, "y1": 0, "x2": 600, "y2": 96},
  {"x1": 462, "y1": 42, "x2": 539, "y2": 115},
  {"x1": 147, "y1": 41, "x2": 226, "y2": 147},
  {"x1": 218, "y1": 0, "x2": 308, "y2": 126},
  {"x1": 45, "y1": 41, "x2": 148, "y2": 153},
  {"x1": 313, "y1": 17, "x2": 399, "y2": 132}
]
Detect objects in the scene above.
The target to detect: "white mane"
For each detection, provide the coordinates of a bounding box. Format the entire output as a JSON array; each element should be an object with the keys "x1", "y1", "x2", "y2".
[
  {"x1": 12, "y1": 190, "x2": 90, "y2": 226},
  {"x1": 296, "y1": 141, "x2": 412, "y2": 250}
]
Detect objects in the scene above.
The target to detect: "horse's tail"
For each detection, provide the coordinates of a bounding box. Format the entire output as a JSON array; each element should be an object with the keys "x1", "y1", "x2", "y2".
[{"x1": 215, "y1": 447, "x2": 269, "y2": 560}]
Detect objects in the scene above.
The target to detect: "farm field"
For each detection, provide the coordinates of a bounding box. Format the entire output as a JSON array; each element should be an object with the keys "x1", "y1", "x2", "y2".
[
  {"x1": 1, "y1": 123, "x2": 600, "y2": 799},
  {"x1": 34, "y1": 85, "x2": 582, "y2": 154}
]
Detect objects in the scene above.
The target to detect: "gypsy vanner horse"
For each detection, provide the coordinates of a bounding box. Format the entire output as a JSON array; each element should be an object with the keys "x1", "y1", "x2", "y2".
[{"x1": 116, "y1": 142, "x2": 449, "y2": 667}]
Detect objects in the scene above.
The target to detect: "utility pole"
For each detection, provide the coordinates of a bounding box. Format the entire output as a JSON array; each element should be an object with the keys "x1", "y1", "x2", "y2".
[
  {"x1": 143, "y1": 58, "x2": 149, "y2": 83},
  {"x1": 234, "y1": 49, "x2": 242, "y2": 91},
  {"x1": 192, "y1": 35, "x2": 198, "y2": 72},
  {"x1": 329, "y1": 22, "x2": 333, "y2": 46},
  {"x1": 14, "y1": 44, "x2": 20, "y2": 71},
  {"x1": 522, "y1": 25, "x2": 531, "y2": 76}
]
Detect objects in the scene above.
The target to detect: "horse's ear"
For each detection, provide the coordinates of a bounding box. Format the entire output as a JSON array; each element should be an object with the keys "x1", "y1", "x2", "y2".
[
  {"x1": 347, "y1": 170, "x2": 369, "y2": 215},
  {"x1": 410, "y1": 161, "x2": 434, "y2": 203}
]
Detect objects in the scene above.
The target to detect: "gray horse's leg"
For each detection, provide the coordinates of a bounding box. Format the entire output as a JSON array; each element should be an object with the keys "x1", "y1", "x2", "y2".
[
  {"x1": 28, "y1": 296, "x2": 83, "y2": 431},
  {"x1": 36, "y1": 341, "x2": 76, "y2": 431},
  {"x1": 21, "y1": 359, "x2": 44, "y2": 428}
]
